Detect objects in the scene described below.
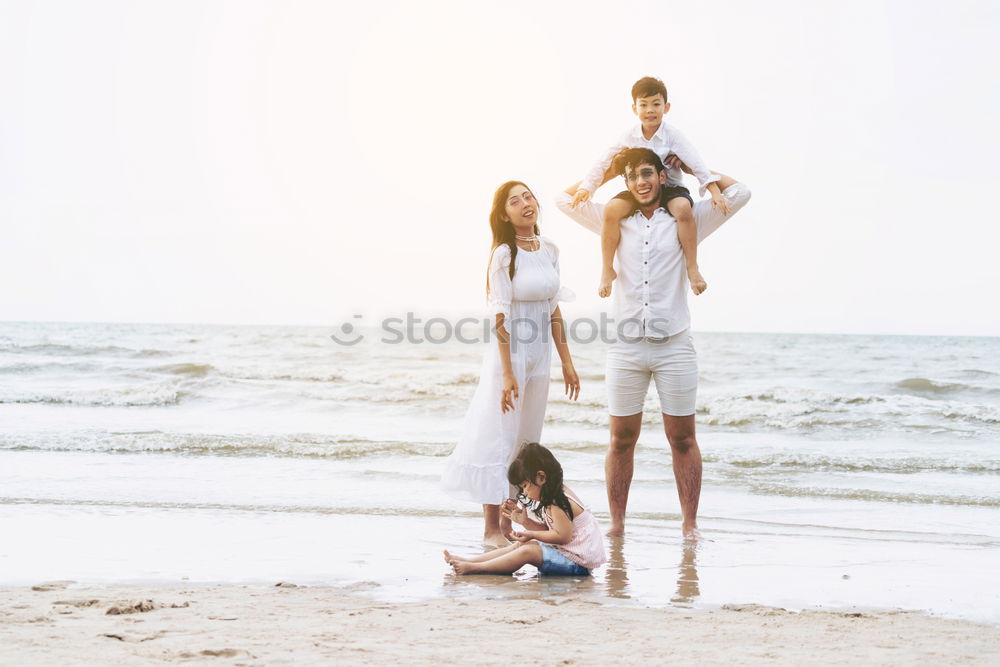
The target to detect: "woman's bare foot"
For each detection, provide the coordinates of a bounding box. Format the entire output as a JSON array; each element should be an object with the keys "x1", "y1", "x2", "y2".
[{"x1": 483, "y1": 533, "x2": 510, "y2": 549}]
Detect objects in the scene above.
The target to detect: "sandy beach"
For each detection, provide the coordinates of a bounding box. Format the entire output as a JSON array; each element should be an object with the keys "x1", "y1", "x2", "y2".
[
  {"x1": 3, "y1": 581, "x2": 999, "y2": 665},
  {"x1": 3, "y1": 327, "x2": 999, "y2": 662}
]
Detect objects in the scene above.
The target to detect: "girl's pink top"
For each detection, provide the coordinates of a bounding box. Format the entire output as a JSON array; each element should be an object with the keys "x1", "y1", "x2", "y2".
[{"x1": 541, "y1": 488, "x2": 607, "y2": 570}]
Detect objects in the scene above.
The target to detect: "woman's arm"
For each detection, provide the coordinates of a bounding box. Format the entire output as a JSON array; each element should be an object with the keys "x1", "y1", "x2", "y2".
[
  {"x1": 497, "y1": 313, "x2": 518, "y2": 413},
  {"x1": 488, "y1": 246, "x2": 519, "y2": 413},
  {"x1": 550, "y1": 306, "x2": 579, "y2": 401}
]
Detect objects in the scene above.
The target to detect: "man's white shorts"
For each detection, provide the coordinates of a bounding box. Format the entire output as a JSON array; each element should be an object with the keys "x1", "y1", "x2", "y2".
[{"x1": 606, "y1": 329, "x2": 698, "y2": 417}]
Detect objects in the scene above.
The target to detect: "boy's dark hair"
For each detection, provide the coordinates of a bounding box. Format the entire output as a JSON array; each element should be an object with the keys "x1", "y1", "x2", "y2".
[
  {"x1": 612, "y1": 147, "x2": 665, "y2": 177},
  {"x1": 631, "y1": 76, "x2": 668, "y2": 103},
  {"x1": 507, "y1": 442, "x2": 574, "y2": 520}
]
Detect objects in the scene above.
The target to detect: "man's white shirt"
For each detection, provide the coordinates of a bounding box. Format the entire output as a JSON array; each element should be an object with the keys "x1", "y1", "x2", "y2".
[
  {"x1": 555, "y1": 183, "x2": 752, "y2": 340},
  {"x1": 579, "y1": 122, "x2": 721, "y2": 197}
]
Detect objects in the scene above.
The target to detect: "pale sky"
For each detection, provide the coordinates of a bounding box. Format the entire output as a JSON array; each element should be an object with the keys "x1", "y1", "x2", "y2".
[{"x1": 2, "y1": 0, "x2": 998, "y2": 335}]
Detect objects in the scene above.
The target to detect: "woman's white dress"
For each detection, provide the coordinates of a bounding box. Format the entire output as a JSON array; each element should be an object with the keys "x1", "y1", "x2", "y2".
[{"x1": 440, "y1": 237, "x2": 574, "y2": 505}]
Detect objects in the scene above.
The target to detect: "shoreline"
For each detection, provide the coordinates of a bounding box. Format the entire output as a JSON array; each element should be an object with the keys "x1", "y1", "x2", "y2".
[{"x1": 3, "y1": 582, "x2": 999, "y2": 664}]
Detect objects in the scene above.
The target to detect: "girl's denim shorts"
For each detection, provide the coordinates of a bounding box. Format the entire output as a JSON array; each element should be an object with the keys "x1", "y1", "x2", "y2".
[{"x1": 538, "y1": 543, "x2": 590, "y2": 576}]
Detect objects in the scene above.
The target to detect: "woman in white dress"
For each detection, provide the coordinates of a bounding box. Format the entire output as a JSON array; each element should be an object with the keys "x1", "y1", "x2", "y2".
[{"x1": 441, "y1": 180, "x2": 581, "y2": 547}]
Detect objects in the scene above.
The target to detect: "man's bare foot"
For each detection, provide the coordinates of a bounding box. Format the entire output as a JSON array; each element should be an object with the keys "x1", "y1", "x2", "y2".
[
  {"x1": 483, "y1": 533, "x2": 509, "y2": 549},
  {"x1": 598, "y1": 267, "x2": 617, "y2": 298},
  {"x1": 687, "y1": 268, "x2": 707, "y2": 295},
  {"x1": 682, "y1": 523, "x2": 701, "y2": 541},
  {"x1": 606, "y1": 525, "x2": 625, "y2": 537}
]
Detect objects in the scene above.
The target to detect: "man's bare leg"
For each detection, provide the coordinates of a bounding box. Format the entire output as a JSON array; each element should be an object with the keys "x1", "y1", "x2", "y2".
[
  {"x1": 606, "y1": 413, "x2": 643, "y2": 536},
  {"x1": 662, "y1": 414, "x2": 702, "y2": 539},
  {"x1": 483, "y1": 504, "x2": 508, "y2": 548}
]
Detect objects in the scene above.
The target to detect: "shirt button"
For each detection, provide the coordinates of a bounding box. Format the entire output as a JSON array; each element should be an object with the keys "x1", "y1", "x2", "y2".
[
  {"x1": 644, "y1": 303, "x2": 649, "y2": 306},
  {"x1": 644, "y1": 261, "x2": 648, "y2": 264},
  {"x1": 644, "y1": 281, "x2": 648, "y2": 284},
  {"x1": 645, "y1": 241, "x2": 648, "y2": 245}
]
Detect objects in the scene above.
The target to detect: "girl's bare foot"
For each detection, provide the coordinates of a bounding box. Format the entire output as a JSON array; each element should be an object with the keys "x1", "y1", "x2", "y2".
[{"x1": 450, "y1": 560, "x2": 474, "y2": 575}]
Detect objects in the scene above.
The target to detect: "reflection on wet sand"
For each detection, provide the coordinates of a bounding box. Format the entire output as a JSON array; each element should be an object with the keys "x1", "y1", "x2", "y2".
[
  {"x1": 438, "y1": 535, "x2": 699, "y2": 608},
  {"x1": 605, "y1": 536, "x2": 630, "y2": 599},
  {"x1": 671, "y1": 544, "x2": 700, "y2": 605},
  {"x1": 605, "y1": 537, "x2": 699, "y2": 605}
]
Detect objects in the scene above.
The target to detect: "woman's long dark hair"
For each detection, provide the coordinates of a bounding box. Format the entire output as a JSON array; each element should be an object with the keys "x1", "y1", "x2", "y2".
[
  {"x1": 507, "y1": 442, "x2": 573, "y2": 520},
  {"x1": 486, "y1": 180, "x2": 540, "y2": 296}
]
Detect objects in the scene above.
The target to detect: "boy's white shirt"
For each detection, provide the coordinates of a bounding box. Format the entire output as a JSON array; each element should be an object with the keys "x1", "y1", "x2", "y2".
[{"x1": 579, "y1": 121, "x2": 720, "y2": 197}]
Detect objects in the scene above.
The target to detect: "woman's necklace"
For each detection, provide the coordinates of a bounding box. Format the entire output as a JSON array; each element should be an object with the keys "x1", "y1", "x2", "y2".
[{"x1": 515, "y1": 233, "x2": 538, "y2": 250}]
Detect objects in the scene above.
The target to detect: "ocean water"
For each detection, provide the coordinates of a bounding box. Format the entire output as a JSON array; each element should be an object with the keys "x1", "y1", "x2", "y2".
[{"x1": 1, "y1": 322, "x2": 998, "y2": 623}]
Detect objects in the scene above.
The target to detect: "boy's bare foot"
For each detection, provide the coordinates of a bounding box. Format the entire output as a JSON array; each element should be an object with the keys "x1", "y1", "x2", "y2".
[
  {"x1": 687, "y1": 269, "x2": 707, "y2": 295},
  {"x1": 599, "y1": 267, "x2": 617, "y2": 298},
  {"x1": 483, "y1": 533, "x2": 509, "y2": 549}
]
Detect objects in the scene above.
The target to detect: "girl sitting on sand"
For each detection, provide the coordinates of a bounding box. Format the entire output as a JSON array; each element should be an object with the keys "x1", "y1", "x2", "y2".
[{"x1": 444, "y1": 443, "x2": 607, "y2": 576}]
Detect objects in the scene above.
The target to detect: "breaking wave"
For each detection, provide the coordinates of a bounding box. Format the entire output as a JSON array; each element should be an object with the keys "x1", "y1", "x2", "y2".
[{"x1": 0, "y1": 432, "x2": 454, "y2": 458}]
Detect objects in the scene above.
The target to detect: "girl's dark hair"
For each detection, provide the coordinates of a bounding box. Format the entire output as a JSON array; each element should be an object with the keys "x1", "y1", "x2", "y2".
[
  {"x1": 486, "y1": 180, "x2": 540, "y2": 296},
  {"x1": 507, "y1": 442, "x2": 573, "y2": 520}
]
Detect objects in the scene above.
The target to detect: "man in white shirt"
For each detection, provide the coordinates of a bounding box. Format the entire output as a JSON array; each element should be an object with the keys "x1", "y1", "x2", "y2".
[{"x1": 556, "y1": 148, "x2": 751, "y2": 538}]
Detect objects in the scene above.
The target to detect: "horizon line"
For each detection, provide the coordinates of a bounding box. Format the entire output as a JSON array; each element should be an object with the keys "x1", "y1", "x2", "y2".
[{"x1": 1, "y1": 319, "x2": 997, "y2": 340}]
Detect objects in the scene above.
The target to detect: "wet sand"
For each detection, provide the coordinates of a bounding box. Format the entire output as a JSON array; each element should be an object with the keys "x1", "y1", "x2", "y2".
[{"x1": 3, "y1": 582, "x2": 999, "y2": 665}]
